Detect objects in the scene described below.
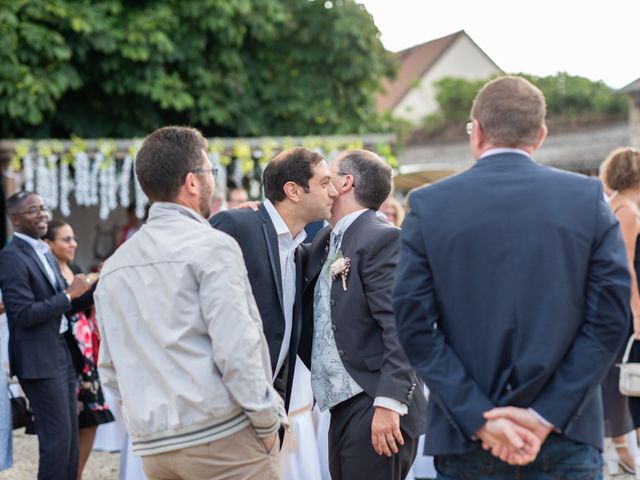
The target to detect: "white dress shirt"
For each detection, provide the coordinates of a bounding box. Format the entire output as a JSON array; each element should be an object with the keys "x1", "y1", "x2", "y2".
[
  {"x1": 13, "y1": 232, "x2": 68, "y2": 333},
  {"x1": 263, "y1": 200, "x2": 307, "y2": 379},
  {"x1": 333, "y1": 209, "x2": 408, "y2": 415}
]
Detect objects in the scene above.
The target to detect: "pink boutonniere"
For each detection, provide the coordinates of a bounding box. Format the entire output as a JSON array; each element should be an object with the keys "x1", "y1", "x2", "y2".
[{"x1": 330, "y1": 252, "x2": 351, "y2": 291}]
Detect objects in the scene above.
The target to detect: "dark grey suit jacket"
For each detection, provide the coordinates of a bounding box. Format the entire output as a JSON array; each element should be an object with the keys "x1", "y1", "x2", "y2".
[
  {"x1": 210, "y1": 205, "x2": 303, "y2": 412},
  {"x1": 301, "y1": 210, "x2": 426, "y2": 438}
]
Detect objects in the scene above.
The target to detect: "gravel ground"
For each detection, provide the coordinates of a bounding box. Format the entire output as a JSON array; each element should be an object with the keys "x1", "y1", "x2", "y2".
[
  {"x1": 0, "y1": 430, "x2": 120, "y2": 479},
  {"x1": 0, "y1": 431, "x2": 635, "y2": 479}
]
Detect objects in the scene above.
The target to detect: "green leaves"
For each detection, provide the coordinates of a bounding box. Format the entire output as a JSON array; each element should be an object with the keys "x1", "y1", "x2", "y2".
[{"x1": 0, "y1": 0, "x2": 393, "y2": 138}]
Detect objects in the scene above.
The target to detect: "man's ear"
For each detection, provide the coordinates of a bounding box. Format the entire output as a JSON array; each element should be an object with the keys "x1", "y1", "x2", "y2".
[
  {"x1": 531, "y1": 124, "x2": 548, "y2": 153},
  {"x1": 8, "y1": 213, "x2": 19, "y2": 228},
  {"x1": 283, "y1": 181, "x2": 301, "y2": 202},
  {"x1": 181, "y1": 171, "x2": 200, "y2": 198},
  {"x1": 471, "y1": 118, "x2": 485, "y2": 151}
]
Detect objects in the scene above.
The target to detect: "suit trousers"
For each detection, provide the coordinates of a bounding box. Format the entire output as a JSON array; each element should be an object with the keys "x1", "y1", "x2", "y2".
[
  {"x1": 329, "y1": 393, "x2": 418, "y2": 480},
  {"x1": 20, "y1": 338, "x2": 79, "y2": 480},
  {"x1": 141, "y1": 425, "x2": 280, "y2": 480},
  {"x1": 434, "y1": 433, "x2": 603, "y2": 480}
]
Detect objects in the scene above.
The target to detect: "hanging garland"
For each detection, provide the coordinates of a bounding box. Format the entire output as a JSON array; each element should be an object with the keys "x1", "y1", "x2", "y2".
[{"x1": 6, "y1": 135, "x2": 397, "y2": 219}]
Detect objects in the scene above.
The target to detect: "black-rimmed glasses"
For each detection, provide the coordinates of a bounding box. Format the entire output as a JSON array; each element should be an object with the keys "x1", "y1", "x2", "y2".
[{"x1": 191, "y1": 167, "x2": 219, "y2": 178}]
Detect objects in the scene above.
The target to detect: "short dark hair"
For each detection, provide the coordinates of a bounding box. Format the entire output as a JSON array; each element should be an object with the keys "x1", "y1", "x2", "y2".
[
  {"x1": 42, "y1": 219, "x2": 70, "y2": 242},
  {"x1": 135, "y1": 126, "x2": 208, "y2": 202},
  {"x1": 335, "y1": 150, "x2": 392, "y2": 210},
  {"x1": 263, "y1": 147, "x2": 324, "y2": 203},
  {"x1": 6, "y1": 191, "x2": 37, "y2": 216}
]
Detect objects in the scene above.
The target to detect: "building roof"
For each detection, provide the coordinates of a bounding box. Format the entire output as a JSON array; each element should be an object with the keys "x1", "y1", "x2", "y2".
[
  {"x1": 620, "y1": 77, "x2": 640, "y2": 93},
  {"x1": 376, "y1": 30, "x2": 500, "y2": 112}
]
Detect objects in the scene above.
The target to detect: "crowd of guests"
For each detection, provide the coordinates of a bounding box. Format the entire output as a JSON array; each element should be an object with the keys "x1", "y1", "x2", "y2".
[{"x1": 0, "y1": 74, "x2": 638, "y2": 480}]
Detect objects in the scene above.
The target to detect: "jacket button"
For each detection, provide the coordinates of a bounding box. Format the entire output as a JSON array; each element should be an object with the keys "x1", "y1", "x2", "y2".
[
  {"x1": 330, "y1": 299, "x2": 335, "y2": 307},
  {"x1": 331, "y1": 324, "x2": 337, "y2": 332},
  {"x1": 338, "y1": 350, "x2": 344, "y2": 357}
]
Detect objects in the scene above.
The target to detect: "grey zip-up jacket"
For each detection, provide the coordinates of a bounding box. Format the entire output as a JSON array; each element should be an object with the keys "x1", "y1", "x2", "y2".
[{"x1": 95, "y1": 202, "x2": 286, "y2": 456}]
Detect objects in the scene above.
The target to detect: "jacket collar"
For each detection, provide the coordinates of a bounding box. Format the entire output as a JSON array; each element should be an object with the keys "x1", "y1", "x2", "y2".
[{"x1": 147, "y1": 202, "x2": 210, "y2": 227}]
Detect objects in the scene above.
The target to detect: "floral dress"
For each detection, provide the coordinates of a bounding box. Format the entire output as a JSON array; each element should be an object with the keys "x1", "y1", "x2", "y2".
[
  {"x1": 72, "y1": 310, "x2": 115, "y2": 428},
  {"x1": 67, "y1": 264, "x2": 115, "y2": 428}
]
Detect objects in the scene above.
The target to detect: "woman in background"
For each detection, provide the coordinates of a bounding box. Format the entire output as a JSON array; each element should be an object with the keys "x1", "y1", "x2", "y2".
[
  {"x1": 44, "y1": 219, "x2": 114, "y2": 479},
  {"x1": 379, "y1": 195, "x2": 405, "y2": 227},
  {"x1": 599, "y1": 147, "x2": 640, "y2": 476}
]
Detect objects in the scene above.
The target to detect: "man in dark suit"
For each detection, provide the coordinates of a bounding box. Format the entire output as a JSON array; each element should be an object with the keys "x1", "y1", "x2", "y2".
[
  {"x1": 210, "y1": 147, "x2": 338, "y2": 411},
  {"x1": 392, "y1": 75, "x2": 631, "y2": 478},
  {"x1": 302, "y1": 149, "x2": 426, "y2": 480},
  {"x1": 0, "y1": 191, "x2": 94, "y2": 480}
]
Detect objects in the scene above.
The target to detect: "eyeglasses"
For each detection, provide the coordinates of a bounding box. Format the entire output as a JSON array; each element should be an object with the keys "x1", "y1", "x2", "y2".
[
  {"x1": 18, "y1": 205, "x2": 51, "y2": 216},
  {"x1": 56, "y1": 236, "x2": 78, "y2": 243},
  {"x1": 465, "y1": 120, "x2": 473, "y2": 136},
  {"x1": 191, "y1": 167, "x2": 219, "y2": 178},
  {"x1": 334, "y1": 171, "x2": 356, "y2": 187}
]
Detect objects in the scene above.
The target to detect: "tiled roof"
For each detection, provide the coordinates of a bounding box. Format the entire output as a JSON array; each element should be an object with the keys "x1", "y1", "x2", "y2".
[
  {"x1": 377, "y1": 31, "x2": 463, "y2": 111},
  {"x1": 620, "y1": 77, "x2": 640, "y2": 93}
]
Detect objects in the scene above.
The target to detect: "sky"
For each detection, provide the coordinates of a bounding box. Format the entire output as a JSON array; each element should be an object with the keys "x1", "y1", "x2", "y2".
[{"x1": 357, "y1": 0, "x2": 638, "y2": 89}]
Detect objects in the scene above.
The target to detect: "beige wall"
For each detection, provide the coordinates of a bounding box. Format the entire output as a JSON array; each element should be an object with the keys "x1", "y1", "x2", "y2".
[
  {"x1": 630, "y1": 95, "x2": 640, "y2": 148},
  {"x1": 393, "y1": 35, "x2": 501, "y2": 123}
]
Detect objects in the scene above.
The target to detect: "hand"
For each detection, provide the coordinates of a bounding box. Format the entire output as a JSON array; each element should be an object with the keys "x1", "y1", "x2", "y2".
[
  {"x1": 259, "y1": 432, "x2": 277, "y2": 453},
  {"x1": 484, "y1": 407, "x2": 553, "y2": 445},
  {"x1": 371, "y1": 406, "x2": 404, "y2": 457},
  {"x1": 0, "y1": 302, "x2": 4, "y2": 315},
  {"x1": 233, "y1": 200, "x2": 261, "y2": 211},
  {"x1": 87, "y1": 272, "x2": 99, "y2": 284},
  {"x1": 65, "y1": 274, "x2": 92, "y2": 299},
  {"x1": 476, "y1": 417, "x2": 541, "y2": 466}
]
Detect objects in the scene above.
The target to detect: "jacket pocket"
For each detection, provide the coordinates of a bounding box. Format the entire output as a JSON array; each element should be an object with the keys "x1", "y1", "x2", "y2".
[{"x1": 363, "y1": 352, "x2": 384, "y2": 371}]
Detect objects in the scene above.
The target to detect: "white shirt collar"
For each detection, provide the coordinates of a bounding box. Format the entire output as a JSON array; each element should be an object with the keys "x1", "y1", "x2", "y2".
[
  {"x1": 14, "y1": 232, "x2": 50, "y2": 255},
  {"x1": 333, "y1": 208, "x2": 368, "y2": 237},
  {"x1": 480, "y1": 147, "x2": 531, "y2": 160},
  {"x1": 263, "y1": 199, "x2": 307, "y2": 248}
]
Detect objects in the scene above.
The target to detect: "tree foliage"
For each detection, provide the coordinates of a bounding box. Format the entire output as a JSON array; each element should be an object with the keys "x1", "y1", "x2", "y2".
[
  {"x1": 425, "y1": 73, "x2": 627, "y2": 130},
  {"x1": 0, "y1": 0, "x2": 395, "y2": 138}
]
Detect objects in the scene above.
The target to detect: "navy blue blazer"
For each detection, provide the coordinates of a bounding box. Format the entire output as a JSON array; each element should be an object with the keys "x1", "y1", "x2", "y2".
[
  {"x1": 210, "y1": 205, "x2": 303, "y2": 411},
  {"x1": 0, "y1": 236, "x2": 90, "y2": 379},
  {"x1": 392, "y1": 152, "x2": 631, "y2": 455}
]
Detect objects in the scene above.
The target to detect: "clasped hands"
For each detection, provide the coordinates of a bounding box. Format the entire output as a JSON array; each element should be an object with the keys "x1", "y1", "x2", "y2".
[{"x1": 476, "y1": 407, "x2": 553, "y2": 466}]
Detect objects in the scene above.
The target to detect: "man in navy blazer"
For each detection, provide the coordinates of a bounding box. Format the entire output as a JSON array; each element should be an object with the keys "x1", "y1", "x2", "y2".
[
  {"x1": 210, "y1": 147, "x2": 338, "y2": 412},
  {"x1": 392, "y1": 76, "x2": 631, "y2": 478},
  {"x1": 0, "y1": 192, "x2": 93, "y2": 480}
]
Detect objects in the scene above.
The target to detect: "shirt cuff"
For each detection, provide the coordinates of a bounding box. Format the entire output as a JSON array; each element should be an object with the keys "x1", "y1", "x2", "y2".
[
  {"x1": 373, "y1": 396, "x2": 408, "y2": 415},
  {"x1": 528, "y1": 408, "x2": 558, "y2": 431}
]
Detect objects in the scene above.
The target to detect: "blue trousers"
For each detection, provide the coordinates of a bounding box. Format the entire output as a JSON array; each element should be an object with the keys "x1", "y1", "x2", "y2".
[{"x1": 435, "y1": 433, "x2": 603, "y2": 480}]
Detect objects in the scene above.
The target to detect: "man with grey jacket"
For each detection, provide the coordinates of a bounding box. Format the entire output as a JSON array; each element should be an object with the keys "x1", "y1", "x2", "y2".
[{"x1": 95, "y1": 126, "x2": 286, "y2": 480}]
